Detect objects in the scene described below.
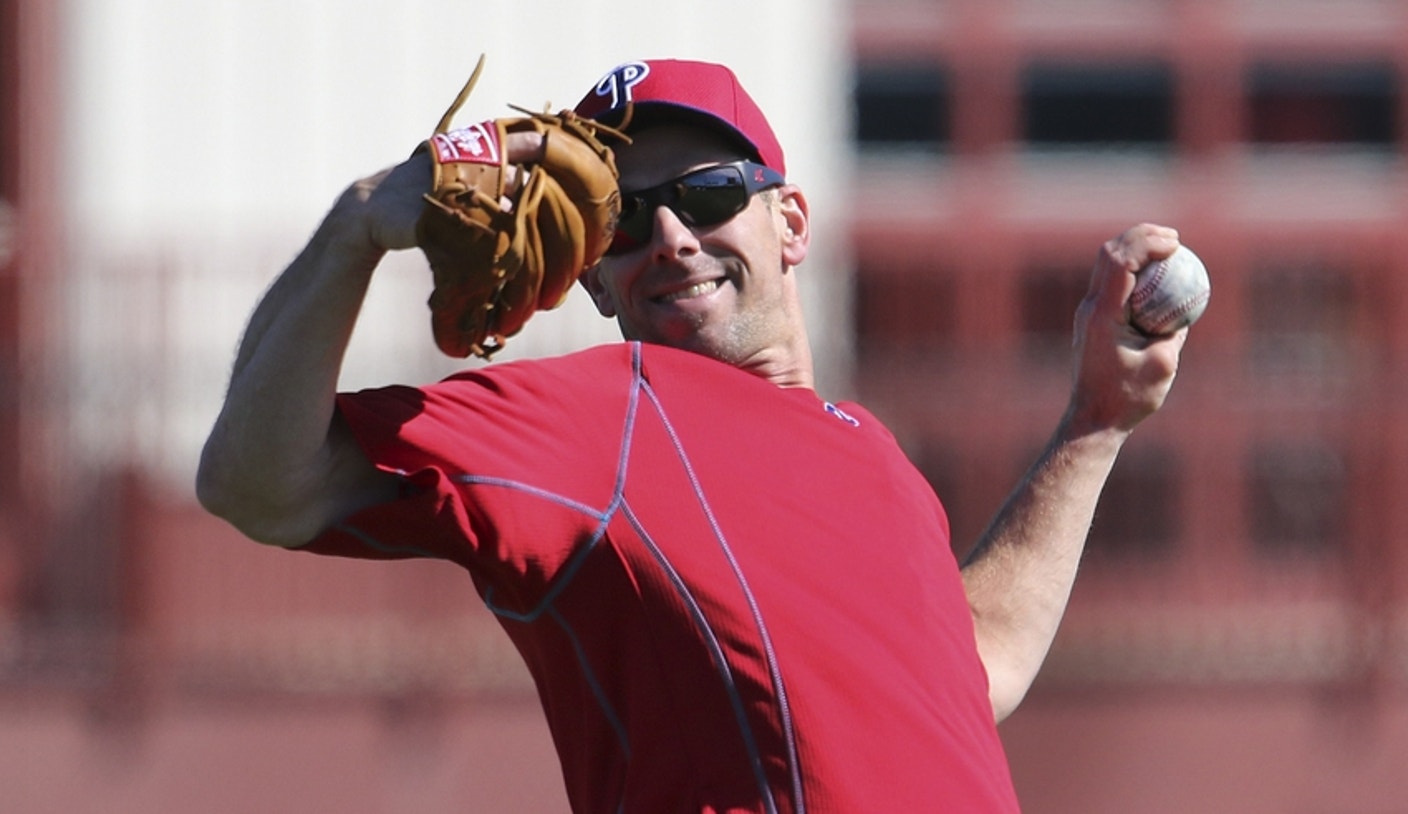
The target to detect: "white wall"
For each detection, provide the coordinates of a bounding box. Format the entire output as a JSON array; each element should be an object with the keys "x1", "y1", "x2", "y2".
[{"x1": 59, "y1": 0, "x2": 851, "y2": 491}]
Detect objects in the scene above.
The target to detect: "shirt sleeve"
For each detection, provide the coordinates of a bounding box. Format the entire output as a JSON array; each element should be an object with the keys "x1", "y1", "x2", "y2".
[
  {"x1": 291, "y1": 381, "x2": 481, "y2": 565},
  {"x1": 294, "y1": 347, "x2": 637, "y2": 578}
]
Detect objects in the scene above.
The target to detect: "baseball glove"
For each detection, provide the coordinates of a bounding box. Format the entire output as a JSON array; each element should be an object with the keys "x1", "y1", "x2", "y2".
[{"x1": 415, "y1": 56, "x2": 623, "y2": 359}]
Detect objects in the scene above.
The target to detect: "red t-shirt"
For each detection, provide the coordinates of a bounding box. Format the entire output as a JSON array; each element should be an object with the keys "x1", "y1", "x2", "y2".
[{"x1": 307, "y1": 342, "x2": 1020, "y2": 814}]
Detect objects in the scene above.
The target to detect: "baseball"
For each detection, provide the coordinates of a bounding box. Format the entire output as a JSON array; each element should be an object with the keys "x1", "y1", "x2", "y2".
[{"x1": 1129, "y1": 245, "x2": 1211, "y2": 336}]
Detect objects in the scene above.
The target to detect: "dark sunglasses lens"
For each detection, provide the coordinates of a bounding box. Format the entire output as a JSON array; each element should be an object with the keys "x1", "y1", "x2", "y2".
[
  {"x1": 605, "y1": 165, "x2": 752, "y2": 255},
  {"x1": 609, "y1": 197, "x2": 652, "y2": 254},
  {"x1": 676, "y1": 168, "x2": 748, "y2": 227}
]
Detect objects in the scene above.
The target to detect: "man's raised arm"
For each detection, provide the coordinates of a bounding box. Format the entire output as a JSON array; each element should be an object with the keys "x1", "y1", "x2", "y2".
[
  {"x1": 195, "y1": 157, "x2": 430, "y2": 547},
  {"x1": 960, "y1": 224, "x2": 1189, "y2": 721}
]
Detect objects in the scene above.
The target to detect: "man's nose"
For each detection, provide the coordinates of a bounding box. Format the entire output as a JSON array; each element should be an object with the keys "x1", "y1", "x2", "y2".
[{"x1": 649, "y1": 205, "x2": 702, "y2": 261}]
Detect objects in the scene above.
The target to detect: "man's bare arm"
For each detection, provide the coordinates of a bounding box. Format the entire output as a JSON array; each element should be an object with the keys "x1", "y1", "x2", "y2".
[
  {"x1": 195, "y1": 158, "x2": 429, "y2": 547},
  {"x1": 960, "y1": 224, "x2": 1188, "y2": 721}
]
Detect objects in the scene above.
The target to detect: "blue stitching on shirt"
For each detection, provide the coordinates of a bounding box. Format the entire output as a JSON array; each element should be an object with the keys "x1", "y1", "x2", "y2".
[
  {"x1": 483, "y1": 516, "x2": 612, "y2": 624},
  {"x1": 548, "y1": 603, "x2": 632, "y2": 759},
  {"x1": 620, "y1": 500, "x2": 776, "y2": 814},
  {"x1": 638, "y1": 379, "x2": 802, "y2": 814},
  {"x1": 343, "y1": 342, "x2": 808, "y2": 813},
  {"x1": 451, "y1": 474, "x2": 608, "y2": 520},
  {"x1": 328, "y1": 522, "x2": 440, "y2": 559},
  {"x1": 479, "y1": 343, "x2": 645, "y2": 623},
  {"x1": 483, "y1": 342, "x2": 648, "y2": 814}
]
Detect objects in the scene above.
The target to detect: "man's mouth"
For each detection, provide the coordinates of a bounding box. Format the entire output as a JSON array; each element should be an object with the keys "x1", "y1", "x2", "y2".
[{"x1": 655, "y1": 279, "x2": 722, "y2": 304}]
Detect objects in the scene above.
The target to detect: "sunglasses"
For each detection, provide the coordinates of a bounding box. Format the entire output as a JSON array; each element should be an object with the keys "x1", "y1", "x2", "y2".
[{"x1": 606, "y1": 160, "x2": 786, "y2": 256}]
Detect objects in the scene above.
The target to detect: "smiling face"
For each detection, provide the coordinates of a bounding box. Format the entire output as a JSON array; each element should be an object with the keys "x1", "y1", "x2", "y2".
[{"x1": 581, "y1": 124, "x2": 815, "y2": 388}]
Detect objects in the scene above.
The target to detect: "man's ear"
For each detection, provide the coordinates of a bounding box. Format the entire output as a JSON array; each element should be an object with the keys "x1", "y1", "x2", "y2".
[
  {"x1": 579, "y1": 265, "x2": 617, "y2": 317},
  {"x1": 777, "y1": 185, "x2": 811, "y2": 267}
]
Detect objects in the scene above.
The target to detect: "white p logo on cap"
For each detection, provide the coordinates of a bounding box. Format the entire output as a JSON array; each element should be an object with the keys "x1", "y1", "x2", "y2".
[{"x1": 593, "y1": 62, "x2": 651, "y2": 109}]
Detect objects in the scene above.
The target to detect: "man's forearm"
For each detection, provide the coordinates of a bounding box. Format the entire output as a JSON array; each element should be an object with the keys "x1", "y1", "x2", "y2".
[
  {"x1": 959, "y1": 223, "x2": 1187, "y2": 721},
  {"x1": 960, "y1": 415, "x2": 1129, "y2": 722},
  {"x1": 197, "y1": 200, "x2": 387, "y2": 545}
]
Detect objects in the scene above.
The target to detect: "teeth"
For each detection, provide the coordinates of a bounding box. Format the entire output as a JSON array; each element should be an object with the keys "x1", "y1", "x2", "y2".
[{"x1": 659, "y1": 280, "x2": 720, "y2": 303}]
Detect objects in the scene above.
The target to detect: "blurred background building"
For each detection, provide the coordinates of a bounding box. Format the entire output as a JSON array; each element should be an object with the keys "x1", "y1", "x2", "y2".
[{"x1": 2, "y1": 0, "x2": 1406, "y2": 812}]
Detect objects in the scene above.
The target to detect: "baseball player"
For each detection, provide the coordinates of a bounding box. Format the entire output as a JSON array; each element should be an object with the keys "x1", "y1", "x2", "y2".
[{"x1": 198, "y1": 58, "x2": 1189, "y2": 813}]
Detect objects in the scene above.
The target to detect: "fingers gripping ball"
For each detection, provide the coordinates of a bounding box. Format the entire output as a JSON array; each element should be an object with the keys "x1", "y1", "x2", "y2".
[
  {"x1": 1129, "y1": 245, "x2": 1211, "y2": 337},
  {"x1": 415, "y1": 57, "x2": 623, "y2": 359}
]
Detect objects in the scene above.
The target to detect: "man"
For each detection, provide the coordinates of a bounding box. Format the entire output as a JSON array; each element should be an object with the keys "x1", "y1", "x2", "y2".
[{"x1": 198, "y1": 59, "x2": 1188, "y2": 813}]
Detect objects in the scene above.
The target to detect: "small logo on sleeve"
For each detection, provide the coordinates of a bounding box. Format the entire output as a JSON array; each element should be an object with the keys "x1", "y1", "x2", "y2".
[{"x1": 824, "y1": 402, "x2": 860, "y2": 427}]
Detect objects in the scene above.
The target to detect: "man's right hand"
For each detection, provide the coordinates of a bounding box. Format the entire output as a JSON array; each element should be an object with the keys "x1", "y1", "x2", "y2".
[
  {"x1": 337, "y1": 151, "x2": 433, "y2": 255},
  {"x1": 337, "y1": 130, "x2": 549, "y2": 256}
]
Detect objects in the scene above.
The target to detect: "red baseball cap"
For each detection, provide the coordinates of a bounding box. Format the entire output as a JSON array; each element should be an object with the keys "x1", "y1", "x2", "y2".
[{"x1": 574, "y1": 59, "x2": 787, "y2": 177}]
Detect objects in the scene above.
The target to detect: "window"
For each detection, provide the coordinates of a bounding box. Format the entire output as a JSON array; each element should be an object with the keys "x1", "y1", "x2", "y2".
[
  {"x1": 853, "y1": 62, "x2": 950, "y2": 151},
  {"x1": 1249, "y1": 61, "x2": 1397, "y2": 146},
  {"x1": 853, "y1": 267, "x2": 957, "y2": 356},
  {"x1": 1248, "y1": 442, "x2": 1346, "y2": 558},
  {"x1": 1087, "y1": 446, "x2": 1182, "y2": 561},
  {"x1": 1019, "y1": 265, "x2": 1087, "y2": 365},
  {"x1": 908, "y1": 440, "x2": 982, "y2": 557},
  {"x1": 1022, "y1": 61, "x2": 1175, "y2": 146},
  {"x1": 1245, "y1": 262, "x2": 1360, "y2": 380},
  {"x1": 0, "y1": 0, "x2": 17, "y2": 516},
  {"x1": 0, "y1": 0, "x2": 15, "y2": 202}
]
